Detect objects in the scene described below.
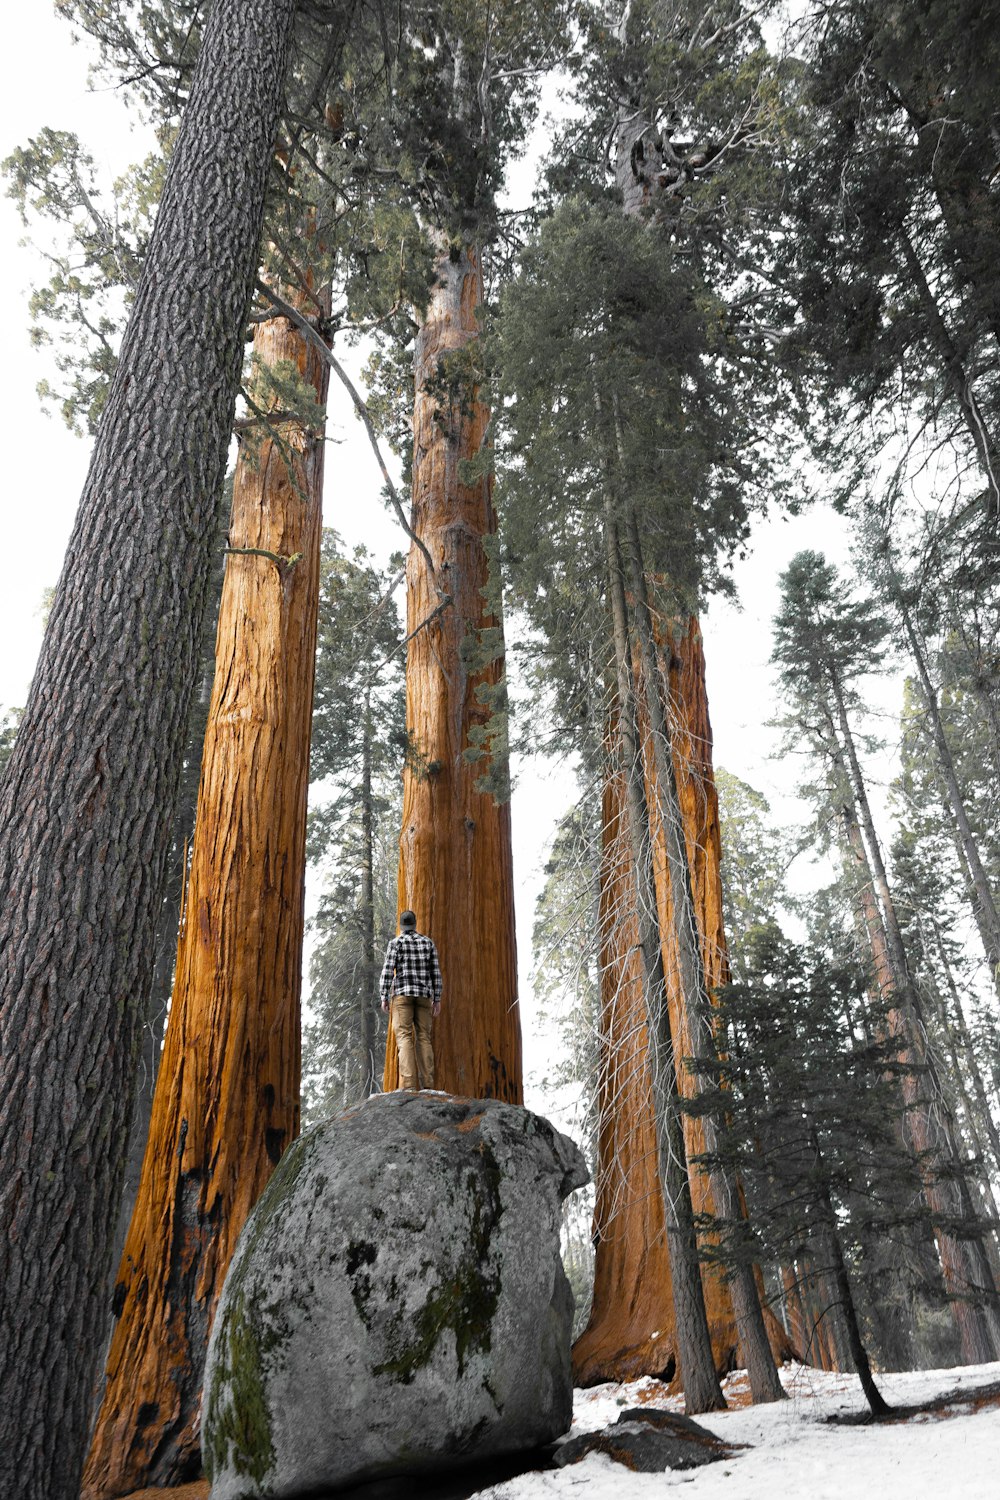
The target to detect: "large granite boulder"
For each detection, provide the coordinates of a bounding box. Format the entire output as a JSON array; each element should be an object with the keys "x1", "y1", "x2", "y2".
[{"x1": 202, "y1": 1092, "x2": 588, "y2": 1498}]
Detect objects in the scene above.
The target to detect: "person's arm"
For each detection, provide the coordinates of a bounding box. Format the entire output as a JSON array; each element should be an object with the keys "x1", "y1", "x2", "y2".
[
  {"x1": 379, "y1": 938, "x2": 396, "y2": 1010},
  {"x1": 430, "y1": 941, "x2": 443, "y2": 1015}
]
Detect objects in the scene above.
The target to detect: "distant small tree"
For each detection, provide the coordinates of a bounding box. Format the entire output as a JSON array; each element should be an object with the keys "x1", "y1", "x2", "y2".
[
  {"x1": 305, "y1": 534, "x2": 406, "y2": 1115},
  {"x1": 0, "y1": 708, "x2": 21, "y2": 778},
  {"x1": 772, "y1": 549, "x2": 1000, "y2": 1364},
  {"x1": 698, "y1": 925, "x2": 935, "y2": 1413},
  {"x1": 716, "y1": 769, "x2": 788, "y2": 985}
]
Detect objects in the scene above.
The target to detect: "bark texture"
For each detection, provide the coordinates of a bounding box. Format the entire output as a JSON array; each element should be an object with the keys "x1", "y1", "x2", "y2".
[
  {"x1": 83, "y1": 301, "x2": 330, "y2": 1498},
  {"x1": 601, "y1": 530, "x2": 724, "y2": 1415},
  {"x1": 573, "y1": 723, "x2": 681, "y2": 1387},
  {"x1": 839, "y1": 783, "x2": 1000, "y2": 1364},
  {"x1": 0, "y1": 5, "x2": 298, "y2": 1498},
  {"x1": 574, "y1": 619, "x2": 795, "y2": 1387},
  {"x1": 385, "y1": 243, "x2": 522, "y2": 1102}
]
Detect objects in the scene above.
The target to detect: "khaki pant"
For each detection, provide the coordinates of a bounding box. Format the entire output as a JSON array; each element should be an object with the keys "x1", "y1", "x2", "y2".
[{"x1": 391, "y1": 993, "x2": 435, "y2": 1091}]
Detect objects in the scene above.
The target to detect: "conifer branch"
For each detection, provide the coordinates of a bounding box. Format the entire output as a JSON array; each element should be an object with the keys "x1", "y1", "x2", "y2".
[
  {"x1": 224, "y1": 545, "x2": 303, "y2": 571},
  {"x1": 255, "y1": 280, "x2": 437, "y2": 578}
]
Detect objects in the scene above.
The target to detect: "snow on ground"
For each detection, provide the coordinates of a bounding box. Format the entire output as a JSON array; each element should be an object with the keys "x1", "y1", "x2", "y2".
[{"x1": 470, "y1": 1361, "x2": 1000, "y2": 1500}]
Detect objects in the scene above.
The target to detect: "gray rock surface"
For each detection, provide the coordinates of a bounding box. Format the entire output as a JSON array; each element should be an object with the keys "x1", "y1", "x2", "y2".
[{"x1": 202, "y1": 1091, "x2": 588, "y2": 1498}]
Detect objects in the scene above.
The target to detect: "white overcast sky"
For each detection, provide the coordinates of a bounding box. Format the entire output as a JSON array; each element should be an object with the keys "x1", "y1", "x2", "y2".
[{"x1": 0, "y1": 8, "x2": 907, "y2": 1092}]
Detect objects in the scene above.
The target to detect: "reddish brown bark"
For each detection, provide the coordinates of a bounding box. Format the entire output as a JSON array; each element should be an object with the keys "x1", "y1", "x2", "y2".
[
  {"x1": 646, "y1": 618, "x2": 737, "y2": 1353},
  {"x1": 384, "y1": 243, "x2": 521, "y2": 1102},
  {"x1": 574, "y1": 619, "x2": 794, "y2": 1385},
  {"x1": 83, "y1": 304, "x2": 329, "y2": 1498},
  {"x1": 572, "y1": 725, "x2": 680, "y2": 1385}
]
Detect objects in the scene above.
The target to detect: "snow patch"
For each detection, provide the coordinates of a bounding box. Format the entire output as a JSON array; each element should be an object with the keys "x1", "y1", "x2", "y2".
[{"x1": 469, "y1": 1361, "x2": 1000, "y2": 1499}]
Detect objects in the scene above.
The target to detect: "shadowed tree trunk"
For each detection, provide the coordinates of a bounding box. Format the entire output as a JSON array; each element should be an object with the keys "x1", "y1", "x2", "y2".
[
  {"x1": 384, "y1": 243, "x2": 522, "y2": 1102},
  {"x1": 928, "y1": 912, "x2": 1000, "y2": 1183},
  {"x1": 838, "y1": 784, "x2": 1000, "y2": 1364},
  {"x1": 83, "y1": 294, "x2": 331, "y2": 1498},
  {"x1": 0, "y1": 5, "x2": 299, "y2": 1497},
  {"x1": 811, "y1": 1126, "x2": 890, "y2": 1415},
  {"x1": 891, "y1": 582, "x2": 1000, "y2": 982}
]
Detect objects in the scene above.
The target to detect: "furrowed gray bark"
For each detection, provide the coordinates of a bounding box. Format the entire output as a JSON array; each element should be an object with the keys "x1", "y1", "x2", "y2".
[{"x1": 0, "y1": 2, "x2": 299, "y2": 1495}]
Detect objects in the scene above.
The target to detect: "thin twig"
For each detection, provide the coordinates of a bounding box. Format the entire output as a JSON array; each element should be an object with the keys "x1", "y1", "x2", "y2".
[{"x1": 363, "y1": 592, "x2": 454, "y2": 686}]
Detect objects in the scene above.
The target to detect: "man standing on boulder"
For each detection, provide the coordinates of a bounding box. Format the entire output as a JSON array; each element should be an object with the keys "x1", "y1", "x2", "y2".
[{"x1": 379, "y1": 910, "x2": 443, "y2": 1090}]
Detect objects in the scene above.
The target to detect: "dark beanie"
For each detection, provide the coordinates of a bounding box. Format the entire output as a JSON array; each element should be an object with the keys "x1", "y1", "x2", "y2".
[{"x1": 400, "y1": 909, "x2": 417, "y2": 931}]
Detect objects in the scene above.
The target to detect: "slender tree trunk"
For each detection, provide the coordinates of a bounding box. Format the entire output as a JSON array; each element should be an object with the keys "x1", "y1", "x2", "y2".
[
  {"x1": 601, "y1": 509, "x2": 725, "y2": 1414},
  {"x1": 0, "y1": 5, "x2": 299, "y2": 1496},
  {"x1": 941, "y1": 809, "x2": 1000, "y2": 1008},
  {"x1": 833, "y1": 734, "x2": 1000, "y2": 1364},
  {"x1": 621, "y1": 508, "x2": 783, "y2": 1403},
  {"x1": 83, "y1": 294, "x2": 331, "y2": 1497},
  {"x1": 930, "y1": 914, "x2": 1000, "y2": 1181},
  {"x1": 385, "y1": 242, "x2": 521, "y2": 1102},
  {"x1": 360, "y1": 690, "x2": 378, "y2": 1095},
  {"x1": 811, "y1": 1128, "x2": 890, "y2": 1415},
  {"x1": 780, "y1": 1264, "x2": 809, "y2": 1363},
  {"x1": 894, "y1": 588, "x2": 1000, "y2": 977}
]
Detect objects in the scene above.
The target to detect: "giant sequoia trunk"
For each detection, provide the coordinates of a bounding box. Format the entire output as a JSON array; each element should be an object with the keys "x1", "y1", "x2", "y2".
[
  {"x1": 110, "y1": 563, "x2": 224, "y2": 1285},
  {"x1": 623, "y1": 524, "x2": 783, "y2": 1404},
  {"x1": 573, "y1": 716, "x2": 681, "y2": 1387},
  {"x1": 0, "y1": 5, "x2": 298, "y2": 1498},
  {"x1": 574, "y1": 618, "x2": 794, "y2": 1388},
  {"x1": 598, "y1": 524, "x2": 725, "y2": 1415},
  {"x1": 384, "y1": 243, "x2": 522, "y2": 1101},
  {"x1": 83, "y1": 301, "x2": 330, "y2": 1498}
]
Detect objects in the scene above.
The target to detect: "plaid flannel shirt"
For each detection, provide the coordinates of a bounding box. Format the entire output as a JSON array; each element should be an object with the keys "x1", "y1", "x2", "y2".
[{"x1": 379, "y1": 931, "x2": 443, "y2": 1007}]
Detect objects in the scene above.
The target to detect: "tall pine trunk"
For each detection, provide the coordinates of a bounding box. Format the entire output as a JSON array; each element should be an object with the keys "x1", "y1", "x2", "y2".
[
  {"x1": 0, "y1": 5, "x2": 298, "y2": 1496},
  {"x1": 896, "y1": 227, "x2": 1000, "y2": 510},
  {"x1": 83, "y1": 297, "x2": 330, "y2": 1497},
  {"x1": 385, "y1": 242, "x2": 521, "y2": 1101},
  {"x1": 929, "y1": 913, "x2": 1000, "y2": 1182},
  {"x1": 893, "y1": 587, "x2": 1000, "y2": 981},
  {"x1": 836, "y1": 770, "x2": 1000, "y2": 1364},
  {"x1": 810, "y1": 1126, "x2": 889, "y2": 1415}
]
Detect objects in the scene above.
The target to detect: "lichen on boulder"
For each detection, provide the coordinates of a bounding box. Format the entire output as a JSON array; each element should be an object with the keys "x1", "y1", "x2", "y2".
[{"x1": 202, "y1": 1092, "x2": 588, "y2": 1498}]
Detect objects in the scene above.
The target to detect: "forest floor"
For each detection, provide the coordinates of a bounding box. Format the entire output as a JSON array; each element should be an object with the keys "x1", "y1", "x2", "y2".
[
  {"x1": 121, "y1": 1359, "x2": 1000, "y2": 1499},
  {"x1": 470, "y1": 1358, "x2": 1000, "y2": 1499}
]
